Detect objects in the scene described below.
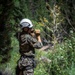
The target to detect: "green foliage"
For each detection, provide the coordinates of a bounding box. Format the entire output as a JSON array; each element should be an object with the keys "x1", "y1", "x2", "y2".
[
  {"x1": 34, "y1": 33, "x2": 75, "y2": 75},
  {"x1": 34, "y1": 63, "x2": 48, "y2": 75},
  {"x1": 0, "y1": 31, "x2": 75, "y2": 75},
  {"x1": 0, "y1": 0, "x2": 75, "y2": 75},
  {"x1": 67, "y1": 62, "x2": 75, "y2": 75},
  {"x1": 32, "y1": 20, "x2": 43, "y2": 31},
  {"x1": 43, "y1": 33, "x2": 75, "y2": 75},
  {"x1": 0, "y1": 36, "x2": 20, "y2": 75}
]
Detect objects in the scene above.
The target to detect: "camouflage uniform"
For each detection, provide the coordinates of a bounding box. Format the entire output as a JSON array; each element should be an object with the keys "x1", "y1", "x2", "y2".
[{"x1": 16, "y1": 32, "x2": 42, "y2": 75}]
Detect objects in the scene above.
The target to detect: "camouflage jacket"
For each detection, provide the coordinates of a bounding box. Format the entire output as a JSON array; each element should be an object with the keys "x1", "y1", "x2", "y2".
[{"x1": 17, "y1": 32, "x2": 43, "y2": 56}]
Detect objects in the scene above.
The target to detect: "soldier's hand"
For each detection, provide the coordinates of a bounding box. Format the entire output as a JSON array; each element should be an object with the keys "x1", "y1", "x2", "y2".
[{"x1": 35, "y1": 29, "x2": 40, "y2": 35}]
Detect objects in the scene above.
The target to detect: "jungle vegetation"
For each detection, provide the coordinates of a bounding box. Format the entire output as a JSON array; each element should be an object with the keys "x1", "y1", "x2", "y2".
[{"x1": 0, "y1": 0, "x2": 75, "y2": 75}]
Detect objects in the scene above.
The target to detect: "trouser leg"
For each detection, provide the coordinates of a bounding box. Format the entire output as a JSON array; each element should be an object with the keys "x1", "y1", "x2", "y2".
[
  {"x1": 16, "y1": 66, "x2": 23, "y2": 75},
  {"x1": 16, "y1": 56, "x2": 35, "y2": 75},
  {"x1": 23, "y1": 69, "x2": 34, "y2": 75}
]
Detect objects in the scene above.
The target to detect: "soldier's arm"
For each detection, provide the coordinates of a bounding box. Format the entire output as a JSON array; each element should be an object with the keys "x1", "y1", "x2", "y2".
[
  {"x1": 26, "y1": 34, "x2": 43, "y2": 49},
  {"x1": 33, "y1": 35, "x2": 43, "y2": 49}
]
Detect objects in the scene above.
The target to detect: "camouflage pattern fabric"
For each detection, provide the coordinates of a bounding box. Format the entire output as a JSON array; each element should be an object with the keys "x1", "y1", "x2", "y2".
[
  {"x1": 18, "y1": 56, "x2": 35, "y2": 69},
  {"x1": 16, "y1": 32, "x2": 43, "y2": 75},
  {"x1": 23, "y1": 69, "x2": 34, "y2": 75},
  {"x1": 19, "y1": 33, "x2": 43, "y2": 54},
  {"x1": 17, "y1": 55, "x2": 35, "y2": 75}
]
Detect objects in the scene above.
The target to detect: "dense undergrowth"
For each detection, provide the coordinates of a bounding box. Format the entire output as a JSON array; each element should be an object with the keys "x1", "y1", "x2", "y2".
[{"x1": 0, "y1": 32, "x2": 75, "y2": 75}]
